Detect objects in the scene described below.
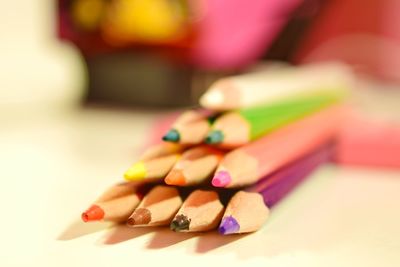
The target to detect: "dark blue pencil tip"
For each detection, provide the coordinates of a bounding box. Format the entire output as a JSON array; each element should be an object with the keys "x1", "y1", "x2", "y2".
[
  {"x1": 205, "y1": 130, "x2": 224, "y2": 144},
  {"x1": 162, "y1": 129, "x2": 180, "y2": 142},
  {"x1": 219, "y1": 216, "x2": 240, "y2": 235}
]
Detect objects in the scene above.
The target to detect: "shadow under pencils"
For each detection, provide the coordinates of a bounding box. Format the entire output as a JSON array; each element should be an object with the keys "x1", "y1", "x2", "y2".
[
  {"x1": 101, "y1": 224, "x2": 152, "y2": 245},
  {"x1": 57, "y1": 220, "x2": 113, "y2": 240},
  {"x1": 146, "y1": 227, "x2": 196, "y2": 249},
  {"x1": 195, "y1": 231, "x2": 246, "y2": 253}
]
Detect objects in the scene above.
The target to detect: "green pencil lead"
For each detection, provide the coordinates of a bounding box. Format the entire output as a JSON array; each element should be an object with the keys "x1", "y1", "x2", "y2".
[
  {"x1": 205, "y1": 130, "x2": 224, "y2": 144},
  {"x1": 162, "y1": 129, "x2": 180, "y2": 142}
]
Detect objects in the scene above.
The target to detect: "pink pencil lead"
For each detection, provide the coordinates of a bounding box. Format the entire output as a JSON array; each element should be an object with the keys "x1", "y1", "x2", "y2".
[{"x1": 212, "y1": 171, "x2": 231, "y2": 187}]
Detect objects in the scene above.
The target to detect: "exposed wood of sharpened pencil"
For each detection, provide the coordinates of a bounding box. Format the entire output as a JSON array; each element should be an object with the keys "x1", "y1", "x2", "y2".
[
  {"x1": 139, "y1": 142, "x2": 184, "y2": 161},
  {"x1": 211, "y1": 105, "x2": 344, "y2": 188},
  {"x1": 124, "y1": 142, "x2": 184, "y2": 182},
  {"x1": 162, "y1": 109, "x2": 217, "y2": 145},
  {"x1": 170, "y1": 190, "x2": 224, "y2": 232},
  {"x1": 124, "y1": 142, "x2": 185, "y2": 181},
  {"x1": 127, "y1": 185, "x2": 183, "y2": 227},
  {"x1": 81, "y1": 182, "x2": 148, "y2": 222},
  {"x1": 124, "y1": 153, "x2": 181, "y2": 181},
  {"x1": 219, "y1": 191, "x2": 269, "y2": 235},
  {"x1": 164, "y1": 146, "x2": 224, "y2": 186},
  {"x1": 82, "y1": 189, "x2": 145, "y2": 223}
]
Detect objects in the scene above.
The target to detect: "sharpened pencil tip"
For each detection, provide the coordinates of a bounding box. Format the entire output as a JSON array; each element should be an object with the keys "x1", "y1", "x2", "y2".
[
  {"x1": 81, "y1": 205, "x2": 104, "y2": 222},
  {"x1": 205, "y1": 130, "x2": 224, "y2": 144},
  {"x1": 200, "y1": 90, "x2": 224, "y2": 107},
  {"x1": 127, "y1": 208, "x2": 151, "y2": 226},
  {"x1": 170, "y1": 214, "x2": 190, "y2": 232},
  {"x1": 124, "y1": 162, "x2": 147, "y2": 181},
  {"x1": 162, "y1": 129, "x2": 180, "y2": 142},
  {"x1": 219, "y1": 216, "x2": 240, "y2": 235},
  {"x1": 164, "y1": 169, "x2": 187, "y2": 186},
  {"x1": 212, "y1": 171, "x2": 231, "y2": 187}
]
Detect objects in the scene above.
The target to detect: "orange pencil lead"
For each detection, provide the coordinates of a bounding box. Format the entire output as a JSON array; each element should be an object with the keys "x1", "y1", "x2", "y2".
[{"x1": 164, "y1": 169, "x2": 187, "y2": 186}]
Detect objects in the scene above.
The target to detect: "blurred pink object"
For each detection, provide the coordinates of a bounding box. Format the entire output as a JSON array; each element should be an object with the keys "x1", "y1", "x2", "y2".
[
  {"x1": 295, "y1": 0, "x2": 400, "y2": 82},
  {"x1": 190, "y1": 0, "x2": 303, "y2": 70},
  {"x1": 335, "y1": 115, "x2": 400, "y2": 168}
]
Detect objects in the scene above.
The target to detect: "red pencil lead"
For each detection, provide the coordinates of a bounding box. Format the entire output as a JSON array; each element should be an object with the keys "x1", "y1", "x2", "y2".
[{"x1": 81, "y1": 205, "x2": 105, "y2": 222}]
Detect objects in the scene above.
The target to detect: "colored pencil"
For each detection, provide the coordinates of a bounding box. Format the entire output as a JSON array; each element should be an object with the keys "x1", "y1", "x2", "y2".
[
  {"x1": 211, "y1": 105, "x2": 344, "y2": 188},
  {"x1": 219, "y1": 144, "x2": 332, "y2": 234},
  {"x1": 162, "y1": 109, "x2": 218, "y2": 144},
  {"x1": 256, "y1": 145, "x2": 331, "y2": 207},
  {"x1": 200, "y1": 62, "x2": 352, "y2": 110},
  {"x1": 205, "y1": 91, "x2": 344, "y2": 147},
  {"x1": 124, "y1": 142, "x2": 183, "y2": 181},
  {"x1": 81, "y1": 182, "x2": 149, "y2": 222},
  {"x1": 127, "y1": 185, "x2": 183, "y2": 227},
  {"x1": 170, "y1": 190, "x2": 224, "y2": 232},
  {"x1": 247, "y1": 144, "x2": 331, "y2": 197},
  {"x1": 164, "y1": 145, "x2": 224, "y2": 186}
]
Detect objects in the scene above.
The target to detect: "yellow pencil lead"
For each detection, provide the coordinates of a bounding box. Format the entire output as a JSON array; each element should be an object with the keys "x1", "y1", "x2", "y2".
[{"x1": 124, "y1": 162, "x2": 147, "y2": 180}]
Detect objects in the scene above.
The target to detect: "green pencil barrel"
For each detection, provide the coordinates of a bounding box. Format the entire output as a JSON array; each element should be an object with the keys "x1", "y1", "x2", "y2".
[{"x1": 240, "y1": 89, "x2": 346, "y2": 140}]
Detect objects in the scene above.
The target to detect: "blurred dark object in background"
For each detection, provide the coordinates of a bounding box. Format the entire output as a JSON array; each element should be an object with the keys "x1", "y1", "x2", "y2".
[
  {"x1": 57, "y1": 0, "x2": 303, "y2": 107},
  {"x1": 85, "y1": 51, "x2": 230, "y2": 107},
  {"x1": 265, "y1": 0, "x2": 327, "y2": 62},
  {"x1": 86, "y1": 51, "x2": 194, "y2": 107},
  {"x1": 57, "y1": 0, "x2": 400, "y2": 108}
]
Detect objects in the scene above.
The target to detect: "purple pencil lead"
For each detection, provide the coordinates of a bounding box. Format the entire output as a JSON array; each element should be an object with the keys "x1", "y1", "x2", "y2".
[{"x1": 219, "y1": 216, "x2": 240, "y2": 235}]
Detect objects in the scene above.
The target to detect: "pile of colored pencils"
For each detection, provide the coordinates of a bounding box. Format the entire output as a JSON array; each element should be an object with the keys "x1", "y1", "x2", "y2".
[{"x1": 82, "y1": 62, "x2": 353, "y2": 235}]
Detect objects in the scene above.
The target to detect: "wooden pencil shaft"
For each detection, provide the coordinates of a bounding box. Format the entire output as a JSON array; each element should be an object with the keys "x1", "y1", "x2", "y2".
[
  {"x1": 143, "y1": 154, "x2": 180, "y2": 178},
  {"x1": 172, "y1": 190, "x2": 224, "y2": 232},
  {"x1": 168, "y1": 110, "x2": 219, "y2": 144},
  {"x1": 140, "y1": 142, "x2": 184, "y2": 161},
  {"x1": 129, "y1": 186, "x2": 183, "y2": 226},
  {"x1": 82, "y1": 182, "x2": 154, "y2": 223},
  {"x1": 219, "y1": 191, "x2": 270, "y2": 234},
  {"x1": 125, "y1": 144, "x2": 183, "y2": 181},
  {"x1": 97, "y1": 194, "x2": 142, "y2": 221},
  {"x1": 179, "y1": 146, "x2": 222, "y2": 160},
  {"x1": 171, "y1": 146, "x2": 224, "y2": 185},
  {"x1": 173, "y1": 109, "x2": 215, "y2": 125}
]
